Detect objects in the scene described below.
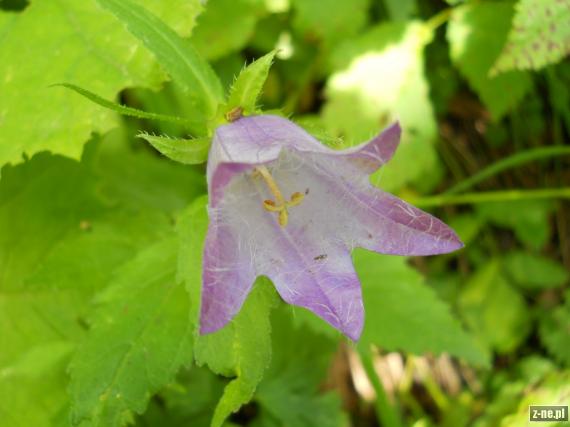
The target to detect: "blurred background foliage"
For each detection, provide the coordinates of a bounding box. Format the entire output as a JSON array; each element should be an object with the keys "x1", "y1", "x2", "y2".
[{"x1": 0, "y1": 0, "x2": 569, "y2": 426}]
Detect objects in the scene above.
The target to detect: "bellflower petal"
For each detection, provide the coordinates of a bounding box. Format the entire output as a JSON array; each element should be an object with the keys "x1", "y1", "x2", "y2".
[{"x1": 200, "y1": 115, "x2": 463, "y2": 340}]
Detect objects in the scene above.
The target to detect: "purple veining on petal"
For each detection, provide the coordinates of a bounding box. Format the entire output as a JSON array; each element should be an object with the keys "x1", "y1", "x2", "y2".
[{"x1": 200, "y1": 114, "x2": 463, "y2": 340}]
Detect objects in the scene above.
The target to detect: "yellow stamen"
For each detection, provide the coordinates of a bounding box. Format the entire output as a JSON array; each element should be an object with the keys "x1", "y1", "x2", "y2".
[{"x1": 255, "y1": 166, "x2": 305, "y2": 227}]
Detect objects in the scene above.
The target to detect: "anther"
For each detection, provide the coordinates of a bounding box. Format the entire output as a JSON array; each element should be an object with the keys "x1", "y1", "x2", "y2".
[{"x1": 254, "y1": 166, "x2": 305, "y2": 227}]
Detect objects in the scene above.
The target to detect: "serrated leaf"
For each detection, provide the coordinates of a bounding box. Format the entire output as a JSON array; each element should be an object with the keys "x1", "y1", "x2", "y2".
[
  {"x1": 323, "y1": 22, "x2": 441, "y2": 193},
  {"x1": 57, "y1": 83, "x2": 194, "y2": 126},
  {"x1": 355, "y1": 250, "x2": 489, "y2": 367},
  {"x1": 539, "y1": 290, "x2": 570, "y2": 367},
  {"x1": 138, "y1": 133, "x2": 211, "y2": 165},
  {"x1": 503, "y1": 251, "x2": 569, "y2": 290},
  {"x1": 492, "y1": 0, "x2": 570, "y2": 74},
  {"x1": 447, "y1": 2, "x2": 532, "y2": 120},
  {"x1": 226, "y1": 51, "x2": 276, "y2": 115},
  {"x1": 192, "y1": 0, "x2": 264, "y2": 61},
  {"x1": 291, "y1": 0, "x2": 369, "y2": 45},
  {"x1": 96, "y1": 0, "x2": 224, "y2": 129},
  {"x1": 458, "y1": 261, "x2": 531, "y2": 354},
  {"x1": 0, "y1": 0, "x2": 202, "y2": 168},
  {"x1": 69, "y1": 237, "x2": 194, "y2": 427}
]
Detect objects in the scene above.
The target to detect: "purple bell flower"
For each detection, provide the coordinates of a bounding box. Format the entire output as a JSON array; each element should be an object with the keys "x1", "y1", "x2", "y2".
[{"x1": 200, "y1": 115, "x2": 462, "y2": 340}]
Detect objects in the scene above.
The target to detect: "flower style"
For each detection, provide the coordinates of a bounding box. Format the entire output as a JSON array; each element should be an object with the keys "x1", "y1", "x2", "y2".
[{"x1": 200, "y1": 115, "x2": 463, "y2": 340}]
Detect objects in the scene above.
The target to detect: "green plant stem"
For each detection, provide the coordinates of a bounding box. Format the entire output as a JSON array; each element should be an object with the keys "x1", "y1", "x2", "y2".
[
  {"x1": 425, "y1": 8, "x2": 452, "y2": 33},
  {"x1": 359, "y1": 348, "x2": 403, "y2": 427},
  {"x1": 411, "y1": 187, "x2": 570, "y2": 208},
  {"x1": 445, "y1": 146, "x2": 570, "y2": 195}
]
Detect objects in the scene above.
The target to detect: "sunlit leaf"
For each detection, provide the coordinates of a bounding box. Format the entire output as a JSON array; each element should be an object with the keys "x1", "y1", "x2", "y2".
[
  {"x1": 96, "y1": 0, "x2": 224, "y2": 130},
  {"x1": 0, "y1": 0, "x2": 202, "y2": 168},
  {"x1": 447, "y1": 2, "x2": 532, "y2": 120},
  {"x1": 323, "y1": 22, "x2": 441, "y2": 192},
  {"x1": 492, "y1": 0, "x2": 570, "y2": 74}
]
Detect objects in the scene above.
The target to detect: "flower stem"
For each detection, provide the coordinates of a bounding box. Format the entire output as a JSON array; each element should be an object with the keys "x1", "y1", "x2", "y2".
[
  {"x1": 410, "y1": 187, "x2": 570, "y2": 208},
  {"x1": 444, "y1": 146, "x2": 570, "y2": 195},
  {"x1": 359, "y1": 348, "x2": 403, "y2": 427}
]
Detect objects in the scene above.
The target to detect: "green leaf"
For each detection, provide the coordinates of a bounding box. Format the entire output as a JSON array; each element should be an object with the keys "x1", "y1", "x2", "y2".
[
  {"x1": 192, "y1": 0, "x2": 265, "y2": 61},
  {"x1": 69, "y1": 237, "x2": 194, "y2": 427},
  {"x1": 323, "y1": 22, "x2": 441, "y2": 192},
  {"x1": 355, "y1": 250, "x2": 489, "y2": 367},
  {"x1": 503, "y1": 251, "x2": 569, "y2": 290},
  {"x1": 195, "y1": 279, "x2": 278, "y2": 427},
  {"x1": 458, "y1": 261, "x2": 531, "y2": 354},
  {"x1": 492, "y1": 0, "x2": 570, "y2": 74},
  {"x1": 96, "y1": 0, "x2": 224, "y2": 127},
  {"x1": 291, "y1": 0, "x2": 369, "y2": 45},
  {"x1": 138, "y1": 133, "x2": 211, "y2": 165},
  {"x1": 255, "y1": 308, "x2": 348, "y2": 427},
  {"x1": 56, "y1": 83, "x2": 194, "y2": 126},
  {"x1": 539, "y1": 290, "x2": 570, "y2": 367},
  {"x1": 476, "y1": 200, "x2": 554, "y2": 250},
  {"x1": 0, "y1": 0, "x2": 202, "y2": 168},
  {"x1": 226, "y1": 51, "x2": 277, "y2": 115},
  {"x1": 447, "y1": 2, "x2": 532, "y2": 120}
]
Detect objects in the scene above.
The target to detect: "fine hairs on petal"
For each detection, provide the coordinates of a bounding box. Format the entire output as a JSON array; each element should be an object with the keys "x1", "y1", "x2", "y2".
[{"x1": 200, "y1": 115, "x2": 462, "y2": 340}]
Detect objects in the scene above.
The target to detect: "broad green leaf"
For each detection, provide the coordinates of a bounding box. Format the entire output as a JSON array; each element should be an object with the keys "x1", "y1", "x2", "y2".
[
  {"x1": 254, "y1": 308, "x2": 348, "y2": 427},
  {"x1": 476, "y1": 200, "x2": 554, "y2": 250},
  {"x1": 447, "y1": 2, "x2": 532, "y2": 120},
  {"x1": 539, "y1": 290, "x2": 570, "y2": 367},
  {"x1": 57, "y1": 83, "x2": 194, "y2": 126},
  {"x1": 503, "y1": 251, "x2": 569, "y2": 290},
  {"x1": 291, "y1": 0, "x2": 369, "y2": 45},
  {"x1": 492, "y1": 0, "x2": 570, "y2": 74},
  {"x1": 458, "y1": 261, "x2": 531, "y2": 354},
  {"x1": 96, "y1": 0, "x2": 224, "y2": 128},
  {"x1": 226, "y1": 51, "x2": 277, "y2": 115},
  {"x1": 192, "y1": 0, "x2": 265, "y2": 61},
  {"x1": 323, "y1": 22, "x2": 441, "y2": 192},
  {"x1": 0, "y1": 0, "x2": 202, "y2": 168},
  {"x1": 69, "y1": 238, "x2": 194, "y2": 427},
  {"x1": 138, "y1": 133, "x2": 211, "y2": 165},
  {"x1": 355, "y1": 250, "x2": 489, "y2": 367}
]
